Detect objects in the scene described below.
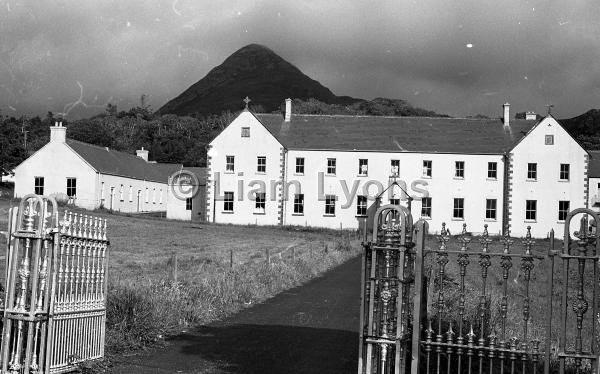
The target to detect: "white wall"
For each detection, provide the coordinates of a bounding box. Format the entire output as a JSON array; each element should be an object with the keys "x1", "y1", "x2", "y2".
[
  {"x1": 589, "y1": 177, "x2": 600, "y2": 212},
  {"x1": 207, "y1": 110, "x2": 283, "y2": 225},
  {"x1": 13, "y1": 142, "x2": 98, "y2": 209},
  {"x1": 283, "y1": 150, "x2": 505, "y2": 235},
  {"x1": 509, "y1": 117, "x2": 587, "y2": 237},
  {"x1": 166, "y1": 182, "x2": 206, "y2": 221},
  {"x1": 97, "y1": 174, "x2": 167, "y2": 213}
]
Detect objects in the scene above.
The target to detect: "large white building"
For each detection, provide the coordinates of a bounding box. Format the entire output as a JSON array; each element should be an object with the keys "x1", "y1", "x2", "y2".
[
  {"x1": 13, "y1": 122, "x2": 182, "y2": 213},
  {"x1": 206, "y1": 100, "x2": 590, "y2": 238}
]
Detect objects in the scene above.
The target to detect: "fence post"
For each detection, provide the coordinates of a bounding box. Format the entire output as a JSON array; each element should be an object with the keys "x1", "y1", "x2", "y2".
[
  {"x1": 172, "y1": 253, "x2": 178, "y2": 284},
  {"x1": 230, "y1": 249, "x2": 233, "y2": 269},
  {"x1": 411, "y1": 220, "x2": 428, "y2": 373},
  {"x1": 291, "y1": 247, "x2": 296, "y2": 262},
  {"x1": 266, "y1": 248, "x2": 270, "y2": 264}
]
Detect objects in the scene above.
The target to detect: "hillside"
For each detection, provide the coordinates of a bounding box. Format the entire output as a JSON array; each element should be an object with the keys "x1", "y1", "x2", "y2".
[
  {"x1": 157, "y1": 44, "x2": 444, "y2": 117},
  {"x1": 561, "y1": 109, "x2": 600, "y2": 150},
  {"x1": 157, "y1": 44, "x2": 360, "y2": 116}
]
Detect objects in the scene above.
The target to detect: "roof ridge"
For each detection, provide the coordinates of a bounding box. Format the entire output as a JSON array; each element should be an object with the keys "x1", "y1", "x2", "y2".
[
  {"x1": 256, "y1": 113, "x2": 525, "y2": 121},
  {"x1": 66, "y1": 138, "x2": 143, "y2": 159}
]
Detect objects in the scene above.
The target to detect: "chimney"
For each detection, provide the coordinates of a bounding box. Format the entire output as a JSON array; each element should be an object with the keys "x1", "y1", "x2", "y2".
[
  {"x1": 136, "y1": 147, "x2": 149, "y2": 162},
  {"x1": 284, "y1": 98, "x2": 292, "y2": 122},
  {"x1": 525, "y1": 111, "x2": 536, "y2": 120},
  {"x1": 50, "y1": 121, "x2": 66, "y2": 142},
  {"x1": 503, "y1": 102, "x2": 510, "y2": 126}
]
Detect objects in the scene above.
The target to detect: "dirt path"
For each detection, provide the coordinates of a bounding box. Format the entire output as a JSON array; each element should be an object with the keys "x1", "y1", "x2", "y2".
[{"x1": 112, "y1": 255, "x2": 362, "y2": 374}]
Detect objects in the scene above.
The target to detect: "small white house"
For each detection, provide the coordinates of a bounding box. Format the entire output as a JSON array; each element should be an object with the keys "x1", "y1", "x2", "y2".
[
  {"x1": 166, "y1": 167, "x2": 207, "y2": 221},
  {"x1": 206, "y1": 100, "x2": 589, "y2": 238},
  {"x1": 13, "y1": 122, "x2": 182, "y2": 213}
]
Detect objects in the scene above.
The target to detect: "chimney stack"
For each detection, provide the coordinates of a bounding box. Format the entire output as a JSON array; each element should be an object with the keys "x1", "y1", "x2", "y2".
[
  {"x1": 503, "y1": 103, "x2": 510, "y2": 126},
  {"x1": 136, "y1": 147, "x2": 149, "y2": 162},
  {"x1": 50, "y1": 121, "x2": 66, "y2": 143},
  {"x1": 284, "y1": 98, "x2": 292, "y2": 122}
]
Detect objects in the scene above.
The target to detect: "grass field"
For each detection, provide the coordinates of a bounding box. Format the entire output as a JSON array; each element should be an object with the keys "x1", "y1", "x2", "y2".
[{"x1": 0, "y1": 197, "x2": 361, "y2": 352}]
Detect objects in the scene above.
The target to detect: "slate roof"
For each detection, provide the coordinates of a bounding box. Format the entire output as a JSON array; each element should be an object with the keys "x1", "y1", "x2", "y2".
[
  {"x1": 66, "y1": 139, "x2": 182, "y2": 183},
  {"x1": 255, "y1": 113, "x2": 539, "y2": 154},
  {"x1": 588, "y1": 151, "x2": 600, "y2": 178},
  {"x1": 169, "y1": 167, "x2": 207, "y2": 185}
]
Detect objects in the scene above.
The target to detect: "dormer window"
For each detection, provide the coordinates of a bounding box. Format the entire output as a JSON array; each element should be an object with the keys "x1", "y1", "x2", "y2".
[
  {"x1": 241, "y1": 127, "x2": 250, "y2": 137},
  {"x1": 359, "y1": 159, "x2": 368, "y2": 176}
]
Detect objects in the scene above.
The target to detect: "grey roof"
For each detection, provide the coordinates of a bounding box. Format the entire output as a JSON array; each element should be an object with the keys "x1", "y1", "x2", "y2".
[
  {"x1": 66, "y1": 139, "x2": 182, "y2": 183},
  {"x1": 169, "y1": 167, "x2": 207, "y2": 185},
  {"x1": 254, "y1": 113, "x2": 539, "y2": 154}
]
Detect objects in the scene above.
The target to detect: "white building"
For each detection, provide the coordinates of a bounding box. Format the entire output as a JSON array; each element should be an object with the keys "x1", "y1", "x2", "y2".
[
  {"x1": 166, "y1": 167, "x2": 207, "y2": 221},
  {"x1": 13, "y1": 122, "x2": 183, "y2": 213},
  {"x1": 206, "y1": 100, "x2": 590, "y2": 238}
]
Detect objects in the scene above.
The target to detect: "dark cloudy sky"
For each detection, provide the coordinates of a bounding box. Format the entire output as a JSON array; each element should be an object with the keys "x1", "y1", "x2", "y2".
[{"x1": 1, "y1": 0, "x2": 599, "y2": 119}]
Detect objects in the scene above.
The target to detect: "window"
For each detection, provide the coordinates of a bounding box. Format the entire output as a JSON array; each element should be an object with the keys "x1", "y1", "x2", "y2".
[
  {"x1": 327, "y1": 158, "x2": 336, "y2": 175},
  {"x1": 526, "y1": 200, "x2": 537, "y2": 221},
  {"x1": 455, "y1": 161, "x2": 465, "y2": 178},
  {"x1": 453, "y1": 198, "x2": 464, "y2": 219},
  {"x1": 159, "y1": 188, "x2": 163, "y2": 204},
  {"x1": 101, "y1": 182, "x2": 105, "y2": 200},
  {"x1": 66, "y1": 178, "x2": 76, "y2": 197},
  {"x1": 423, "y1": 160, "x2": 432, "y2": 177},
  {"x1": 145, "y1": 188, "x2": 149, "y2": 203},
  {"x1": 356, "y1": 195, "x2": 367, "y2": 216},
  {"x1": 527, "y1": 163, "x2": 537, "y2": 180},
  {"x1": 545, "y1": 135, "x2": 554, "y2": 145},
  {"x1": 389, "y1": 198, "x2": 400, "y2": 206},
  {"x1": 325, "y1": 195, "x2": 336, "y2": 215},
  {"x1": 129, "y1": 186, "x2": 133, "y2": 202},
  {"x1": 34, "y1": 177, "x2": 44, "y2": 195},
  {"x1": 558, "y1": 201, "x2": 570, "y2": 221},
  {"x1": 119, "y1": 184, "x2": 124, "y2": 201},
  {"x1": 390, "y1": 160, "x2": 400, "y2": 176},
  {"x1": 152, "y1": 188, "x2": 156, "y2": 204},
  {"x1": 294, "y1": 194, "x2": 304, "y2": 214},
  {"x1": 241, "y1": 127, "x2": 250, "y2": 137},
  {"x1": 256, "y1": 156, "x2": 266, "y2": 173},
  {"x1": 486, "y1": 199, "x2": 497, "y2": 220},
  {"x1": 488, "y1": 162, "x2": 497, "y2": 179},
  {"x1": 186, "y1": 198, "x2": 193, "y2": 211},
  {"x1": 295, "y1": 157, "x2": 305, "y2": 174},
  {"x1": 255, "y1": 192, "x2": 266, "y2": 213},
  {"x1": 358, "y1": 159, "x2": 368, "y2": 176},
  {"x1": 224, "y1": 192, "x2": 234, "y2": 212},
  {"x1": 226, "y1": 156, "x2": 235, "y2": 172},
  {"x1": 421, "y1": 197, "x2": 432, "y2": 218},
  {"x1": 559, "y1": 164, "x2": 570, "y2": 181}
]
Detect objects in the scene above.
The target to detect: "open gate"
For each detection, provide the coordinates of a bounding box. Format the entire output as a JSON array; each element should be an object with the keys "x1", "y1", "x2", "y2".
[
  {"x1": 1, "y1": 194, "x2": 109, "y2": 373},
  {"x1": 359, "y1": 206, "x2": 599, "y2": 374}
]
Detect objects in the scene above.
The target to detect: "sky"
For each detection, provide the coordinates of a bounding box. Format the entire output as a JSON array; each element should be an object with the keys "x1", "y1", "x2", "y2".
[{"x1": 1, "y1": 0, "x2": 599, "y2": 119}]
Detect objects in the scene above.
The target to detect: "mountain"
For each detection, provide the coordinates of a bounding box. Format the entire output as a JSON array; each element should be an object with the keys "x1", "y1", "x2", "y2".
[
  {"x1": 560, "y1": 109, "x2": 600, "y2": 150},
  {"x1": 157, "y1": 44, "x2": 361, "y2": 116}
]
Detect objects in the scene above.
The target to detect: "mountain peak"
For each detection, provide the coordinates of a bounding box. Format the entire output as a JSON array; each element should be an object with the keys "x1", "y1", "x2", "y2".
[{"x1": 157, "y1": 45, "x2": 359, "y2": 116}]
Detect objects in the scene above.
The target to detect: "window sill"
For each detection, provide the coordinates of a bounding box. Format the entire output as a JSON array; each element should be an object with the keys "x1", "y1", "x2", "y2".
[
  {"x1": 357, "y1": 174, "x2": 368, "y2": 177},
  {"x1": 526, "y1": 179, "x2": 537, "y2": 182},
  {"x1": 221, "y1": 211, "x2": 234, "y2": 214},
  {"x1": 524, "y1": 219, "x2": 537, "y2": 223},
  {"x1": 389, "y1": 175, "x2": 400, "y2": 178},
  {"x1": 420, "y1": 216, "x2": 432, "y2": 220},
  {"x1": 256, "y1": 172, "x2": 266, "y2": 175},
  {"x1": 451, "y1": 217, "x2": 465, "y2": 221},
  {"x1": 294, "y1": 173, "x2": 305, "y2": 177},
  {"x1": 224, "y1": 171, "x2": 235, "y2": 175},
  {"x1": 453, "y1": 177, "x2": 465, "y2": 180},
  {"x1": 556, "y1": 221, "x2": 566, "y2": 224},
  {"x1": 422, "y1": 175, "x2": 432, "y2": 179},
  {"x1": 355, "y1": 215, "x2": 368, "y2": 218},
  {"x1": 325, "y1": 173, "x2": 336, "y2": 177},
  {"x1": 323, "y1": 214, "x2": 336, "y2": 217},
  {"x1": 253, "y1": 212, "x2": 266, "y2": 215},
  {"x1": 484, "y1": 218, "x2": 497, "y2": 222},
  {"x1": 486, "y1": 178, "x2": 498, "y2": 181},
  {"x1": 558, "y1": 179, "x2": 569, "y2": 182},
  {"x1": 292, "y1": 213, "x2": 304, "y2": 216}
]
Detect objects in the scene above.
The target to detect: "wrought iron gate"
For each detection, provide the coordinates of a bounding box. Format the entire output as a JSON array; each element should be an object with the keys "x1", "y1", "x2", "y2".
[
  {"x1": 1, "y1": 195, "x2": 109, "y2": 373},
  {"x1": 359, "y1": 206, "x2": 599, "y2": 374}
]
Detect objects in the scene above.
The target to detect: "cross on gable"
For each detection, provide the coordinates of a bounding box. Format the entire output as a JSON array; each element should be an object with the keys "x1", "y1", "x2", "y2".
[
  {"x1": 243, "y1": 96, "x2": 251, "y2": 109},
  {"x1": 545, "y1": 104, "x2": 554, "y2": 115}
]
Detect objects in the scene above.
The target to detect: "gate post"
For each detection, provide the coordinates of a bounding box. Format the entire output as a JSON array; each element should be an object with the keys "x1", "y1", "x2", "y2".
[{"x1": 411, "y1": 220, "x2": 427, "y2": 374}]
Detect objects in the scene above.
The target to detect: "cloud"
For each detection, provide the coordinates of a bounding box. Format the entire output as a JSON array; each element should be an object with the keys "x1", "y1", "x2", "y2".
[{"x1": 0, "y1": 0, "x2": 599, "y2": 118}]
